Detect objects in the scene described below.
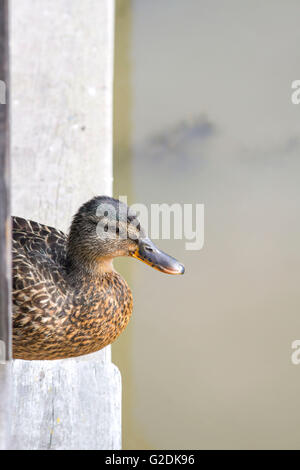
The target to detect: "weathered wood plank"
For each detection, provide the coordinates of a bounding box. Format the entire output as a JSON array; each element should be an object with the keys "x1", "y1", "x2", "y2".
[
  {"x1": 11, "y1": 361, "x2": 121, "y2": 450},
  {"x1": 0, "y1": 0, "x2": 11, "y2": 451},
  {"x1": 0, "y1": 0, "x2": 10, "y2": 363},
  {"x1": 10, "y1": 0, "x2": 120, "y2": 449}
]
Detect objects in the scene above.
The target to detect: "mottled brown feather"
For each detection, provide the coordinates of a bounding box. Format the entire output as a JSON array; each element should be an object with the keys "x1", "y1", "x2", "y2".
[{"x1": 12, "y1": 216, "x2": 133, "y2": 360}]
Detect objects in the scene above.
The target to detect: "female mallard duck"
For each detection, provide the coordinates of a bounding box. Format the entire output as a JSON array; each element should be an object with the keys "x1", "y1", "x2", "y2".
[{"x1": 12, "y1": 196, "x2": 184, "y2": 360}]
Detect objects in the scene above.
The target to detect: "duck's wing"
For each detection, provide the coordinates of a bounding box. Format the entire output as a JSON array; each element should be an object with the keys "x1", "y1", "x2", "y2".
[
  {"x1": 12, "y1": 217, "x2": 68, "y2": 319},
  {"x1": 12, "y1": 216, "x2": 66, "y2": 263}
]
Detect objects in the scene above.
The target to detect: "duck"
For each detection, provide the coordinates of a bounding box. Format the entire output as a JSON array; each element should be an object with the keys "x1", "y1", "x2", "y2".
[{"x1": 12, "y1": 196, "x2": 184, "y2": 360}]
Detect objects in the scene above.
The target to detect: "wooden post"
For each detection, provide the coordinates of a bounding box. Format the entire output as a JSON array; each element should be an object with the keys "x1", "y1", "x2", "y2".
[
  {"x1": 9, "y1": 0, "x2": 120, "y2": 449},
  {"x1": 0, "y1": 0, "x2": 11, "y2": 451}
]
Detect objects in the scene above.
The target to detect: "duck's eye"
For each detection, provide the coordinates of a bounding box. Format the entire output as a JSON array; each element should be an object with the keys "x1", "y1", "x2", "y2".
[
  {"x1": 104, "y1": 211, "x2": 108, "y2": 217},
  {"x1": 104, "y1": 224, "x2": 109, "y2": 232},
  {"x1": 116, "y1": 227, "x2": 119, "y2": 235},
  {"x1": 144, "y1": 245, "x2": 154, "y2": 253}
]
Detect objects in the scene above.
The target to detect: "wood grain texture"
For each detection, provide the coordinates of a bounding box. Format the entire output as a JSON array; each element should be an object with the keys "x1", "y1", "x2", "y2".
[
  {"x1": 11, "y1": 360, "x2": 121, "y2": 450},
  {"x1": 0, "y1": 0, "x2": 11, "y2": 451},
  {"x1": 10, "y1": 0, "x2": 120, "y2": 449},
  {"x1": 0, "y1": 0, "x2": 10, "y2": 362}
]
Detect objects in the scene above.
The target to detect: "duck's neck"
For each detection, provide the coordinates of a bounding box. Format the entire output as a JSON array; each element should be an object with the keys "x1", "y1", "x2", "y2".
[
  {"x1": 65, "y1": 245, "x2": 114, "y2": 284},
  {"x1": 65, "y1": 217, "x2": 118, "y2": 284}
]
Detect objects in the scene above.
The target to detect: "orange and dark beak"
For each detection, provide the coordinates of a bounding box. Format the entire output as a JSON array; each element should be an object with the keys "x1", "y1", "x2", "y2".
[{"x1": 130, "y1": 238, "x2": 185, "y2": 275}]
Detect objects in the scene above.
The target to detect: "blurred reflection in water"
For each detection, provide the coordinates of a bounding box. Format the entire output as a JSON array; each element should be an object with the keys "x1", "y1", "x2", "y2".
[{"x1": 113, "y1": 0, "x2": 300, "y2": 449}]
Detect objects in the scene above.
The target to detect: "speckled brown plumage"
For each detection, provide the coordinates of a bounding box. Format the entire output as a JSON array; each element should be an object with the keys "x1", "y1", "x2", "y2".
[{"x1": 12, "y1": 215, "x2": 132, "y2": 360}]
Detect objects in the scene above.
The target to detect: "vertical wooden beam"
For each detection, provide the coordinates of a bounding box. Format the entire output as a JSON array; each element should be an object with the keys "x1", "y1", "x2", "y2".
[
  {"x1": 0, "y1": 0, "x2": 10, "y2": 363},
  {"x1": 10, "y1": 0, "x2": 120, "y2": 449},
  {"x1": 0, "y1": 0, "x2": 11, "y2": 451}
]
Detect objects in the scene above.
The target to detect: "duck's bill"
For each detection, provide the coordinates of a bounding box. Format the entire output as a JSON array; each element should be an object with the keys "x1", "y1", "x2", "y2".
[{"x1": 130, "y1": 238, "x2": 185, "y2": 275}]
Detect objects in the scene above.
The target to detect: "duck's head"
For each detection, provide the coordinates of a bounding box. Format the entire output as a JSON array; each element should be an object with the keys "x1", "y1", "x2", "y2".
[{"x1": 66, "y1": 196, "x2": 184, "y2": 276}]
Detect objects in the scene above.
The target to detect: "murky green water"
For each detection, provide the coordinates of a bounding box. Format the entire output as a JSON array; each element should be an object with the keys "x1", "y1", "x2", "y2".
[{"x1": 113, "y1": 0, "x2": 300, "y2": 449}]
